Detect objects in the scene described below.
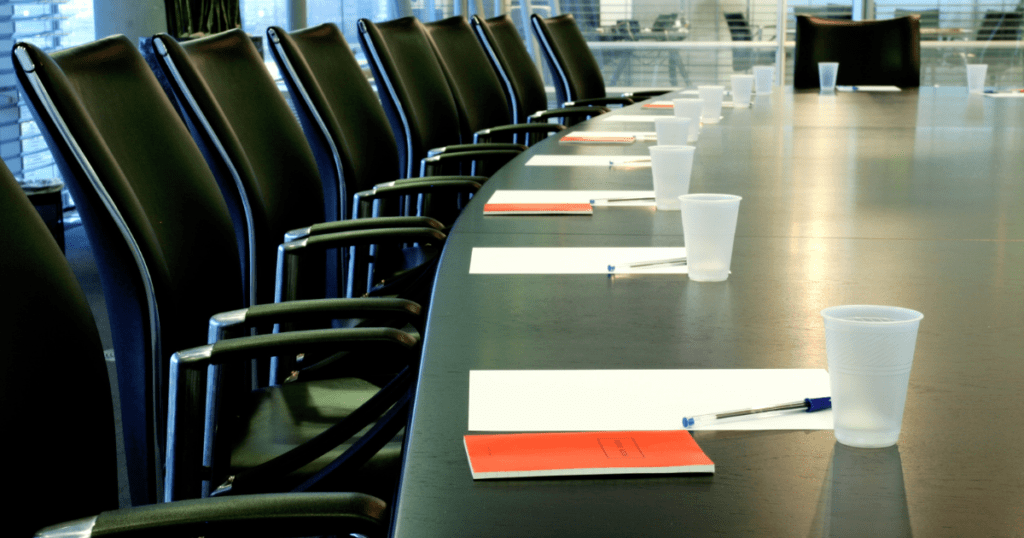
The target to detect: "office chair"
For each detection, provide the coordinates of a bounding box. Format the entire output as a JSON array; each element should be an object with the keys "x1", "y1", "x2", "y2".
[
  {"x1": 146, "y1": 29, "x2": 450, "y2": 306},
  {"x1": 529, "y1": 13, "x2": 672, "y2": 108},
  {"x1": 357, "y1": 17, "x2": 528, "y2": 179},
  {"x1": 423, "y1": 16, "x2": 567, "y2": 146},
  {"x1": 724, "y1": 12, "x2": 777, "y2": 73},
  {"x1": 14, "y1": 35, "x2": 435, "y2": 506},
  {"x1": 0, "y1": 158, "x2": 393, "y2": 538},
  {"x1": 793, "y1": 15, "x2": 921, "y2": 89},
  {"x1": 265, "y1": 22, "x2": 490, "y2": 235},
  {"x1": 470, "y1": 13, "x2": 611, "y2": 125}
]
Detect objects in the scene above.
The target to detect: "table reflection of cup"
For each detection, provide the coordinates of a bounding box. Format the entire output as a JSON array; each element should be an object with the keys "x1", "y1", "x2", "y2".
[{"x1": 814, "y1": 443, "x2": 912, "y2": 537}]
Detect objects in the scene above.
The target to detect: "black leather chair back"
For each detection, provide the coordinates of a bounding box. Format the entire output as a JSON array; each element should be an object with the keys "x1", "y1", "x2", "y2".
[
  {"x1": 0, "y1": 159, "x2": 118, "y2": 536},
  {"x1": 794, "y1": 15, "x2": 921, "y2": 89},
  {"x1": 266, "y1": 24, "x2": 402, "y2": 210},
  {"x1": 422, "y1": 16, "x2": 515, "y2": 138},
  {"x1": 14, "y1": 37, "x2": 244, "y2": 505},
  {"x1": 357, "y1": 17, "x2": 466, "y2": 179},
  {"x1": 529, "y1": 13, "x2": 608, "y2": 105},
  {"x1": 471, "y1": 14, "x2": 551, "y2": 123},
  {"x1": 150, "y1": 30, "x2": 327, "y2": 305}
]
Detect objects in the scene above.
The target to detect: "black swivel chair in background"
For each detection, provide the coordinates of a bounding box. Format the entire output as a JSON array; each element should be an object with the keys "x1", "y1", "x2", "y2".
[
  {"x1": 470, "y1": 13, "x2": 611, "y2": 125},
  {"x1": 0, "y1": 158, "x2": 391, "y2": 537},
  {"x1": 793, "y1": 15, "x2": 921, "y2": 89},
  {"x1": 529, "y1": 13, "x2": 672, "y2": 108},
  {"x1": 423, "y1": 16, "x2": 567, "y2": 146},
  {"x1": 358, "y1": 17, "x2": 526, "y2": 179},
  {"x1": 14, "y1": 35, "x2": 431, "y2": 508}
]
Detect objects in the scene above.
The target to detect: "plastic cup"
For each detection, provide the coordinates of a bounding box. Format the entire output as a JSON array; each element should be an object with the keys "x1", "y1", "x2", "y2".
[
  {"x1": 654, "y1": 117, "x2": 691, "y2": 146},
  {"x1": 821, "y1": 305, "x2": 924, "y2": 449},
  {"x1": 697, "y1": 86, "x2": 724, "y2": 123},
  {"x1": 679, "y1": 193, "x2": 741, "y2": 281},
  {"x1": 672, "y1": 98, "x2": 702, "y2": 142},
  {"x1": 753, "y1": 66, "x2": 774, "y2": 94},
  {"x1": 649, "y1": 146, "x2": 695, "y2": 211},
  {"x1": 730, "y1": 75, "x2": 754, "y2": 108},
  {"x1": 818, "y1": 62, "x2": 839, "y2": 94},
  {"x1": 966, "y1": 64, "x2": 987, "y2": 94}
]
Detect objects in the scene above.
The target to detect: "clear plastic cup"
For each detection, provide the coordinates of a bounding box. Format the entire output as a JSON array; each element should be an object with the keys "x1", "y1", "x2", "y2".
[
  {"x1": 654, "y1": 117, "x2": 691, "y2": 146},
  {"x1": 649, "y1": 146, "x2": 695, "y2": 211},
  {"x1": 818, "y1": 62, "x2": 839, "y2": 94},
  {"x1": 966, "y1": 64, "x2": 987, "y2": 94},
  {"x1": 730, "y1": 75, "x2": 754, "y2": 108},
  {"x1": 821, "y1": 305, "x2": 924, "y2": 448},
  {"x1": 672, "y1": 98, "x2": 702, "y2": 142},
  {"x1": 753, "y1": 66, "x2": 774, "y2": 94},
  {"x1": 697, "y1": 86, "x2": 724, "y2": 123},
  {"x1": 679, "y1": 193, "x2": 741, "y2": 281}
]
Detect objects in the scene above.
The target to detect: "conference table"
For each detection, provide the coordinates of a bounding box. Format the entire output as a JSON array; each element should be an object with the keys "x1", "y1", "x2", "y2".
[{"x1": 389, "y1": 87, "x2": 1024, "y2": 537}]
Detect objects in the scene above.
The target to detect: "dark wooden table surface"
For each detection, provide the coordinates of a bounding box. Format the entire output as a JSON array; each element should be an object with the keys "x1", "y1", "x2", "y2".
[{"x1": 390, "y1": 87, "x2": 1024, "y2": 537}]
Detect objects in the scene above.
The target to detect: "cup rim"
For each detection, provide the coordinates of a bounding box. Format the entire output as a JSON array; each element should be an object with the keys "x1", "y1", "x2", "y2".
[
  {"x1": 818, "y1": 61, "x2": 839, "y2": 67},
  {"x1": 679, "y1": 193, "x2": 741, "y2": 202},
  {"x1": 821, "y1": 305, "x2": 923, "y2": 324},
  {"x1": 650, "y1": 144, "x2": 695, "y2": 153}
]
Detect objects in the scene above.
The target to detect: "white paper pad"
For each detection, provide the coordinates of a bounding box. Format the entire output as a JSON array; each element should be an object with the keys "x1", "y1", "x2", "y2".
[
  {"x1": 468, "y1": 369, "x2": 833, "y2": 431},
  {"x1": 525, "y1": 155, "x2": 652, "y2": 167},
  {"x1": 487, "y1": 190, "x2": 655, "y2": 207},
  {"x1": 984, "y1": 91, "x2": 1024, "y2": 98},
  {"x1": 560, "y1": 131, "x2": 657, "y2": 142},
  {"x1": 836, "y1": 85, "x2": 902, "y2": 92},
  {"x1": 595, "y1": 114, "x2": 664, "y2": 123},
  {"x1": 469, "y1": 247, "x2": 686, "y2": 274}
]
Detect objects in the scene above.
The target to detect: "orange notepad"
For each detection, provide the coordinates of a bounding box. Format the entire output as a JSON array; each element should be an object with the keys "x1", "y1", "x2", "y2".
[
  {"x1": 483, "y1": 203, "x2": 593, "y2": 215},
  {"x1": 560, "y1": 134, "x2": 636, "y2": 144},
  {"x1": 642, "y1": 102, "x2": 674, "y2": 109},
  {"x1": 464, "y1": 430, "x2": 714, "y2": 479}
]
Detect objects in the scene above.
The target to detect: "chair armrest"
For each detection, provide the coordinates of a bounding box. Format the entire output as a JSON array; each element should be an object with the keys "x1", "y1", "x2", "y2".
[
  {"x1": 622, "y1": 89, "x2": 675, "y2": 100},
  {"x1": 277, "y1": 227, "x2": 448, "y2": 302},
  {"x1": 285, "y1": 216, "x2": 446, "y2": 243},
  {"x1": 564, "y1": 96, "x2": 635, "y2": 107},
  {"x1": 208, "y1": 298, "x2": 422, "y2": 343},
  {"x1": 426, "y1": 142, "x2": 526, "y2": 157},
  {"x1": 353, "y1": 178, "x2": 485, "y2": 223},
  {"x1": 473, "y1": 122, "x2": 565, "y2": 145},
  {"x1": 420, "y1": 148, "x2": 523, "y2": 176},
  {"x1": 37, "y1": 493, "x2": 385, "y2": 538},
  {"x1": 528, "y1": 105, "x2": 612, "y2": 124}
]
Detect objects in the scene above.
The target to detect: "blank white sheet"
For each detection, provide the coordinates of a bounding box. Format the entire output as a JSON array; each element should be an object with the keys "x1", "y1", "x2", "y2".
[
  {"x1": 468, "y1": 369, "x2": 833, "y2": 431},
  {"x1": 469, "y1": 247, "x2": 686, "y2": 274},
  {"x1": 525, "y1": 155, "x2": 652, "y2": 167},
  {"x1": 486, "y1": 190, "x2": 655, "y2": 207}
]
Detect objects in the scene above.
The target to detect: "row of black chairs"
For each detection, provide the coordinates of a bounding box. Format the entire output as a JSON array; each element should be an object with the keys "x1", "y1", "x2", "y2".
[{"x1": 4, "y1": 12, "x2": 636, "y2": 538}]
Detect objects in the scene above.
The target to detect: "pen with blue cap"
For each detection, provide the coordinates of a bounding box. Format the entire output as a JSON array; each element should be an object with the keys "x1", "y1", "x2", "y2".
[{"x1": 682, "y1": 397, "x2": 831, "y2": 429}]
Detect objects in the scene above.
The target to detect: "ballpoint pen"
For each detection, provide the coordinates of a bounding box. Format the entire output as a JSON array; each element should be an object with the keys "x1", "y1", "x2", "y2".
[
  {"x1": 682, "y1": 397, "x2": 832, "y2": 428},
  {"x1": 590, "y1": 196, "x2": 657, "y2": 204},
  {"x1": 608, "y1": 257, "x2": 687, "y2": 272},
  {"x1": 609, "y1": 157, "x2": 652, "y2": 167}
]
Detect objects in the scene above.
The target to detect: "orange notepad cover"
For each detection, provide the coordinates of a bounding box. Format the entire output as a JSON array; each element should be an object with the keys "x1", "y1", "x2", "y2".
[
  {"x1": 483, "y1": 203, "x2": 593, "y2": 215},
  {"x1": 560, "y1": 134, "x2": 636, "y2": 144},
  {"x1": 642, "y1": 102, "x2": 674, "y2": 109},
  {"x1": 464, "y1": 430, "x2": 714, "y2": 479}
]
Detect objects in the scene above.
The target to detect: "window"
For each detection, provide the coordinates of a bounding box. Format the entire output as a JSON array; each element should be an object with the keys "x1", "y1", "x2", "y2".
[{"x1": 2, "y1": 0, "x2": 94, "y2": 186}]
